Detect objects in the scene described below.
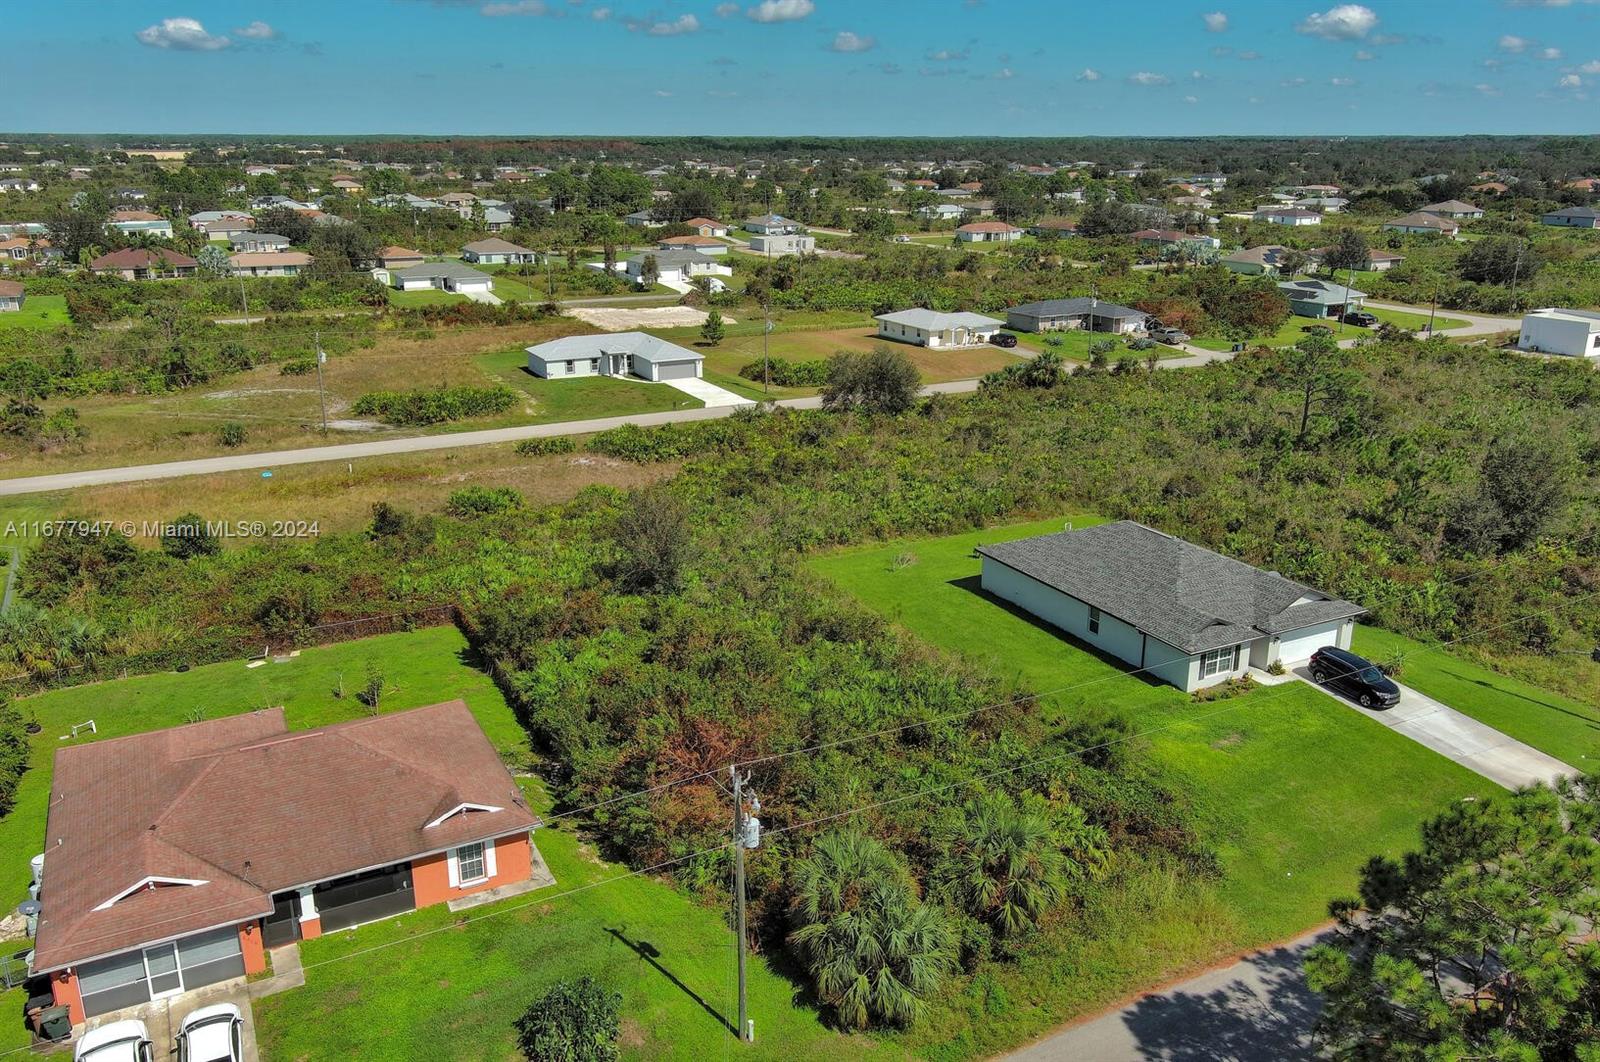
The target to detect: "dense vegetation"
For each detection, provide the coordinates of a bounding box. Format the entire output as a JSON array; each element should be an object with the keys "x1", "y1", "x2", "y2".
[{"x1": 351, "y1": 383, "x2": 518, "y2": 425}]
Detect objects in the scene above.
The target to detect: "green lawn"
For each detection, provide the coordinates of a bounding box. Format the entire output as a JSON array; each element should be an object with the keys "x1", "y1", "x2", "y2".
[
  {"x1": 1189, "y1": 304, "x2": 1470, "y2": 352},
  {"x1": 474, "y1": 349, "x2": 701, "y2": 420},
  {"x1": 386, "y1": 287, "x2": 466, "y2": 307},
  {"x1": 0, "y1": 294, "x2": 69, "y2": 331},
  {"x1": 809, "y1": 516, "x2": 1494, "y2": 944},
  {"x1": 1353, "y1": 626, "x2": 1600, "y2": 769}
]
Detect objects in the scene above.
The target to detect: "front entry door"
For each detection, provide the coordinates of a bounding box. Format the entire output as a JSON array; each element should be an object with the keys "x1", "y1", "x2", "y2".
[{"x1": 143, "y1": 942, "x2": 183, "y2": 999}]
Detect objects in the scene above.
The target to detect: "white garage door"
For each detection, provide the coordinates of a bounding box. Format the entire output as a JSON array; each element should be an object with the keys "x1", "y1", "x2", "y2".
[
  {"x1": 655, "y1": 360, "x2": 700, "y2": 381},
  {"x1": 1277, "y1": 621, "x2": 1344, "y2": 664}
]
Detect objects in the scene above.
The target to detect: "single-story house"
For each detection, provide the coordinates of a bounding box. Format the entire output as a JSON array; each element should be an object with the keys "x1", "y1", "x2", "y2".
[
  {"x1": 525, "y1": 331, "x2": 704, "y2": 382},
  {"x1": 744, "y1": 214, "x2": 800, "y2": 235},
  {"x1": 0, "y1": 280, "x2": 23, "y2": 312},
  {"x1": 625, "y1": 249, "x2": 732, "y2": 287},
  {"x1": 874, "y1": 308, "x2": 1004, "y2": 347},
  {"x1": 1029, "y1": 217, "x2": 1078, "y2": 237},
  {"x1": 229, "y1": 251, "x2": 313, "y2": 277},
  {"x1": 1540, "y1": 206, "x2": 1600, "y2": 229},
  {"x1": 1383, "y1": 211, "x2": 1459, "y2": 236},
  {"x1": 375, "y1": 246, "x2": 426, "y2": 269},
  {"x1": 191, "y1": 213, "x2": 256, "y2": 240},
  {"x1": 483, "y1": 206, "x2": 513, "y2": 232},
  {"x1": 1420, "y1": 199, "x2": 1482, "y2": 219},
  {"x1": 113, "y1": 187, "x2": 148, "y2": 203},
  {"x1": 89, "y1": 248, "x2": 198, "y2": 280},
  {"x1": 106, "y1": 210, "x2": 174, "y2": 239},
  {"x1": 1470, "y1": 181, "x2": 1510, "y2": 195},
  {"x1": 1517, "y1": 308, "x2": 1600, "y2": 358},
  {"x1": 391, "y1": 261, "x2": 494, "y2": 294},
  {"x1": 658, "y1": 234, "x2": 728, "y2": 256},
  {"x1": 956, "y1": 221, "x2": 1023, "y2": 243},
  {"x1": 0, "y1": 237, "x2": 59, "y2": 263},
  {"x1": 748, "y1": 233, "x2": 816, "y2": 256},
  {"x1": 1278, "y1": 277, "x2": 1368, "y2": 319},
  {"x1": 33, "y1": 701, "x2": 542, "y2": 1025},
  {"x1": 437, "y1": 191, "x2": 477, "y2": 213},
  {"x1": 1306, "y1": 247, "x2": 1405, "y2": 272},
  {"x1": 462, "y1": 238, "x2": 538, "y2": 266},
  {"x1": 1253, "y1": 207, "x2": 1322, "y2": 227},
  {"x1": 918, "y1": 204, "x2": 967, "y2": 222},
  {"x1": 230, "y1": 233, "x2": 291, "y2": 253},
  {"x1": 682, "y1": 217, "x2": 728, "y2": 237},
  {"x1": 1221, "y1": 244, "x2": 1297, "y2": 276},
  {"x1": 624, "y1": 209, "x2": 669, "y2": 228},
  {"x1": 331, "y1": 178, "x2": 363, "y2": 192},
  {"x1": 1005, "y1": 297, "x2": 1148, "y2": 335},
  {"x1": 977, "y1": 521, "x2": 1365, "y2": 693},
  {"x1": 1293, "y1": 197, "x2": 1349, "y2": 213},
  {"x1": 0, "y1": 178, "x2": 41, "y2": 193}
]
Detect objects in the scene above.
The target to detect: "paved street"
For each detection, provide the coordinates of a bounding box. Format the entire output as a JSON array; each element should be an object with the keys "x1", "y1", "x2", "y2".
[{"x1": 1004, "y1": 926, "x2": 1332, "y2": 1062}]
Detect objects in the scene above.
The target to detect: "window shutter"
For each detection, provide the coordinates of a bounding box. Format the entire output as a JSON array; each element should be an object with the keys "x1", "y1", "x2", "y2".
[
  {"x1": 446, "y1": 849, "x2": 460, "y2": 888},
  {"x1": 484, "y1": 839, "x2": 498, "y2": 880}
]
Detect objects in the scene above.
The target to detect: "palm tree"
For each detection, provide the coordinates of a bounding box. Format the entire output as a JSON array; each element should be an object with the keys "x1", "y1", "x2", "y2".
[
  {"x1": 939, "y1": 797, "x2": 1066, "y2": 938},
  {"x1": 789, "y1": 830, "x2": 956, "y2": 1030}
]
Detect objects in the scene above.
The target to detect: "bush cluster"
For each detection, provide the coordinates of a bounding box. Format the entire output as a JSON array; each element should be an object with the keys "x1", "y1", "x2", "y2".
[{"x1": 351, "y1": 384, "x2": 518, "y2": 425}]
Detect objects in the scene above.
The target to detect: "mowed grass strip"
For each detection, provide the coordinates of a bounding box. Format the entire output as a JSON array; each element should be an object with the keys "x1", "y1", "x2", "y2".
[
  {"x1": 0, "y1": 294, "x2": 70, "y2": 331},
  {"x1": 808, "y1": 516, "x2": 1493, "y2": 942}
]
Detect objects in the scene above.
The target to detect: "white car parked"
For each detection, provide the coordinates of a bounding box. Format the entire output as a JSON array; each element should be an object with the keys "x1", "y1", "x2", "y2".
[
  {"x1": 74, "y1": 1020, "x2": 153, "y2": 1062},
  {"x1": 175, "y1": 1003, "x2": 244, "y2": 1062}
]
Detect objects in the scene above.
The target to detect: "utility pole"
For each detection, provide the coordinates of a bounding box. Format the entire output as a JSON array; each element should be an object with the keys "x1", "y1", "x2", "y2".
[
  {"x1": 1427, "y1": 283, "x2": 1439, "y2": 337},
  {"x1": 1338, "y1": 264, "x2": 1356, "y2": 335},
  {"x1": 238, "y1": 275, "x2": 250, "y2": 321},
  {"x1": 730, "y1": 767, "x2": 757, "y2": 1044},
  {"x1": 314, "y1": 330, "x2": 328, "y2": 434}
]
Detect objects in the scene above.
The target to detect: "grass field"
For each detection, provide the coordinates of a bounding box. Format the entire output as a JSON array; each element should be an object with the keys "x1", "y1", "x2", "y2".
[
  {"x1": 1190, "y1": 305, "x2": 1470, "y2": 351},
  {"x1": 0, "y1": 294, "x2": 69, "y2": 330},
  {"x1": 386, "y1": 287, "x2": 466, "y2": 307},
  {"x1": 1353, "y1": 626, "x2": 1600, "y2": 769},
  {"x1": 809, "y1": 516, "x2": 1494, "y2": 946},
  {"x1": 0, "y1": 627, "x2": 895, "y2": 1061}
]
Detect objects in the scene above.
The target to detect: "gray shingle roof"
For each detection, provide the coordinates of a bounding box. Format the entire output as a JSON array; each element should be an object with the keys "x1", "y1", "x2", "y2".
[
  {"x1": 977, "y1": 521, "x2": 1365, "y2": 654},
  {"x1": 525, "y1": 331, "x2": 701, "y2": 366},
  {"x1": 1278, "y1": 278, "x2": 1368, "y2": 305},
  {"x1": 395, "y1": 261, "x2": 492, "y2": 283},
  {"x1": 873, "y1": 308, "x2": 1003, "y2": 330},
  {"x1": 1006, "y1": 297, "x2": 1145, "y2": 320}
]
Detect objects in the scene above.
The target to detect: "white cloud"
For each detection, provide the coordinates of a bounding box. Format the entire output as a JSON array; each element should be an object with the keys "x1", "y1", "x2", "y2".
[
  {"x1": 1474, "y1": 82, "x2": 1501, "y2": 96},
  {"x1": 654, "y1": 89, "x2": 673, "y2": 96},
  {"x1": 746, "y1": 0, "x2": 814, "y2": 22},
  {"x1": 628, "y1": 13, "x2": 699, "y2": 34},
  {"x1": 1296, "y1": 4, "x2": 1378, "y2": 41},
  {"x1": 1128, "y1": 70, "x2": 1172, "y2": 85},
  {"x1": 1559, "y1": 73, "x2": 1583, "y2": 86},
  {"x1": 925, "y1": 48, "x2": 968, "y2": 61},
  {"x1": 481, "y1": 0, "x2": 548, "y2": 14},
  {"x1": 707, "y1": 89, "x2": 740, "y2": 98},
  {"x1": 1330, "y1": 76, "x2": 1356, "y2": 85},
  {"x1": 715, "y1": 2, "x2": 739, "y2": 14},
  {"x1": 993, "y1": 66, "x2": 1014, "y2": 79},
  {"x1": 1499, "y1": 34, "x2": 1530, "y2": 52},
  {"x1": 1581, "y1": 59, "x2": 1600, "y2": 73},
  {"x1": 135, "y1": 17, "x2": 231, "y2": 50},
  {"x1": 1236, "y1": 49, "x2": 1261, "y2": 59},
  {"x1": 1282, "y1": 76, "x2": 1309, "y2": 86},
  {"x1": 1183, "y1": 94, "x2": 1199, "y2": 103},
  {"x1": 591, "y1": 5, "x2": 611, "y2": 18},
  {"x1": 1539, "y1": 46, "x2": 1563, "y2": 59},
  {"x1": 831, "y1": 31, "x2": 874, "y2": 52},
  {"x1": 1190, "y1": 69, "x2": 1210, "y2": 80},
  {"x1": 1353, "y1": 49, "x2": 1374, "y2": 60},
  {"x1": 1075, "y1": 67, "x2": 1101, "y2": 81},
  {"x1": 233, "y1": 20, "x2": 277, "y2": 39},
  {"x1": 1202, "y1": 10, "x2": 1228, "y2": 31}
]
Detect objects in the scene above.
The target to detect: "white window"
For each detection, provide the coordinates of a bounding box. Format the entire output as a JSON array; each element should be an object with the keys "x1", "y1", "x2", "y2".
[
  {"x1": 589, "y1": 358, "x2": 600, "y2": 372},
  {"x1": 1087, "y1": 606, "x2": 1101, "y2": 635},
  {"x1": 1199, "y1": 645, "x2": 1239, "y2": 679},
  {"x1": 563, "y1": 360, "x2": 575, "y2": 375},
  {"x1": 455, "y1": 842, "x2": 487, "y2": 884}
]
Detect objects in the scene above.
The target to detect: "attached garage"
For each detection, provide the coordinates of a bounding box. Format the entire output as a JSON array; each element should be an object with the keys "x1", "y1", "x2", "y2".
[
  {"x1": 524, "y1": 331, "x2": 703, "y2": 383},
  {"x1": 1273, "y1": 620, "x2": 1351, "y2": 665},
  {"x1": 648, "y1": 358, "x2": 701, "y2": 382}
]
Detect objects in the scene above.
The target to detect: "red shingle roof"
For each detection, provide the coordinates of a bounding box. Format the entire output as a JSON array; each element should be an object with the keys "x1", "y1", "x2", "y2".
[
  {"x1": 33, "y1": 701, "x2": 538, "y2": 971},
  {"x1": 89, "y1": 248, "x2": 198, "y2": 271},
  {"x1": 0, "y1": 280, "x2": 23, "y2": 298}
]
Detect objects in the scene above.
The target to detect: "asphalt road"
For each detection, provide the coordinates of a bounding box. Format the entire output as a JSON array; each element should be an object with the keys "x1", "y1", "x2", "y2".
[
  {"x1": 1002, "y1": 926, "x2": 1333, "y2": 1062},
  {"x1": 0, "y1": 381, "x2": 980, "y2": 497}
]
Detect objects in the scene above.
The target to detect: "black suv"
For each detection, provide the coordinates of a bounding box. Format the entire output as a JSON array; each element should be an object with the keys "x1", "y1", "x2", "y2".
[
  {"x1": 1342, "y1": 310, "x2": 1378, "y2": 328},
  {"x1": 991, "y1": 332, "x2": 1019, "y2": 348},
  {"x1": 1309, "y1": 646, "x2": 1400, "y2": 709}
]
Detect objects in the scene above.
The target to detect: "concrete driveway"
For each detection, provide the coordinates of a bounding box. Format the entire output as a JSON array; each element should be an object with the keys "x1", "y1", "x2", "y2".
[
  {"x1": 1291, "y1": 667, "x2": 1575, "y2": 789},
  {"x1": 661, "y1": 376, "x2": 754, "y2": 408},
  {"x1": 78, "y1": 977, "x2": 260, "y2": 1062}
]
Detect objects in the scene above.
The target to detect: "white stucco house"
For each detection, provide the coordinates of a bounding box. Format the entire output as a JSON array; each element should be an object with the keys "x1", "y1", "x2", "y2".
[
  {"x1": 525, "y1": 331, "x2": 703, "y2": 382},
  {"x1": 748, "y1": 233, "x2": 815, "y2": 256},
  {"x1": 744, "y1": 213, "x2": 800, "y2": 235},
  {"x1": 1517, "y1": 308, "x2": 1600, "y2": 358},
  {"x1": 1253, "y1": 207, "x2": 1322, "y2": 227},
  {"x1": 625, "y1": 249, "x2": 731, "y2": 289},
  {"x1": 874, "y1": 308, "x2": 1004, "y2": 347},
  {"x1": 462, "y1": 238, "x2": 538, "y2": 265},
  {"x1": 955, "y1": 221, "x2": 1023, "y2": 242},
  {"x1": 977, "y1": 521, "x2": 1365, "y2": 693},
  {"x1": 391, "y1": 261, "x2": 494, "y2": 294}
]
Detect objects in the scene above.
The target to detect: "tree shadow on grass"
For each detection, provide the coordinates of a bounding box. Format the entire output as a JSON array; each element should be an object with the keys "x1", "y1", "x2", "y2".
[
  {"x1": 1440, "y1": 668, "x2": 1600, "y2": 731},
  {"x1": 946, "y1": 574, "x2": 1168, "y2": 690},
  {"x1": 606, "y1": 927, "x2": 736, "y2": 1037},
  {"x1": 1118, "y1": 937, "x2": 1327, "y2": 1061}
]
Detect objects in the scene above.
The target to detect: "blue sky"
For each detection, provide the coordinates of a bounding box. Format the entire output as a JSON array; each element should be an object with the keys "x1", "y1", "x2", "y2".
[{"x1": 10, "y1": 1, "x2": 1600, "y2": 135}]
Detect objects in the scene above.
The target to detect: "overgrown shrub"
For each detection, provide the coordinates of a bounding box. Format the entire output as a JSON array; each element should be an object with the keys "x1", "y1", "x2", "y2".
[
  {"x1": 446, "y1": 486, "x2": 523, "y2": 517},
  {"x1": 738, "y1": 356, "x2": 830, "y2": 388},
  {"x1": 514, "y1": 436, "x2": 577, "y2": 457},
  {"x1": 351, "y1": 384, "x2": 517, "y2": 426},
  {"x1": 513, "y1": 977, "x2": 620, "y2": 1062}
]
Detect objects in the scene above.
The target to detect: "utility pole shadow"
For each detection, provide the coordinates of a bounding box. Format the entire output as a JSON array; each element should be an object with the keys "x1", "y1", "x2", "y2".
[{"x1": 605, "y1": 927, "x2": 737, "y2": 1037}]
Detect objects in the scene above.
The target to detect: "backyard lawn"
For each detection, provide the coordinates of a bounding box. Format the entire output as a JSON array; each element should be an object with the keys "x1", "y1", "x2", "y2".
[
  {"x1": 0, "y1": 294, "x2": 69, "y2": 331},
  {"x1": 474, "y1": 348, "x2": 701, "y2": 419},
  {"x1": 1189, "y1": 306, "x2": 1470, "y2": 351},
  {"x1": 809, "y1": 516, "x2": 1494, "y2": 944},
  {"x1": 1353, "y1": 626, "x2": 1600, "y2": 769}
]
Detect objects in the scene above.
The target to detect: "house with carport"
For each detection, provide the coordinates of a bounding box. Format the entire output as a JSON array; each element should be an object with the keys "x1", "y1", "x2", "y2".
[
  {"x1": 977, "y1": 521, "x2": 1364, "y2": 693},
  {"x1": 31, "y1": 701, "x2": 545, "y2": 1026}
]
